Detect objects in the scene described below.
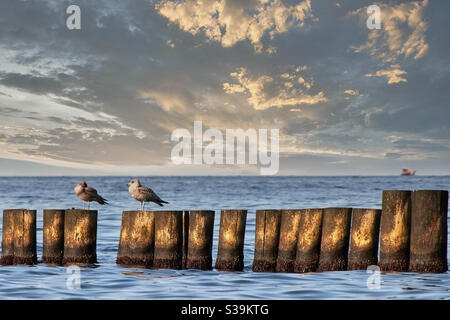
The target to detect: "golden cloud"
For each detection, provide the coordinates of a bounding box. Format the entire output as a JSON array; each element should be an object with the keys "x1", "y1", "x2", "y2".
[
  {"x1": 223, "y1": 67, "x2": 327, "y2": 110},
  {"x1": 155, "y1": 0, "x2": 314, "y2": 53}
]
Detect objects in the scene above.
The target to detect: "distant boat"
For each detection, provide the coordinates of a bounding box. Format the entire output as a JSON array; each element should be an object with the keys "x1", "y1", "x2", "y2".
[{"x1": 401, "y1": 168, "x2": 416, "y2": 176}]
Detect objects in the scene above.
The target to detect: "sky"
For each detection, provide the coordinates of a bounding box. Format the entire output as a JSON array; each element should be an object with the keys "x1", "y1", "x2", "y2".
[{"x1": 0, "y1": 0, "x2": 449, "y2": 176}]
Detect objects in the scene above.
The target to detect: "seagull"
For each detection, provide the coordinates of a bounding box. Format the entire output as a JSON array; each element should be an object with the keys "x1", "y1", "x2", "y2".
[
  {"x1": 74, "y1": 181, "x2": 108, "y2": 209},
  {"x1": 128, "y1": 179, "x2": 169, "y2": 211}
]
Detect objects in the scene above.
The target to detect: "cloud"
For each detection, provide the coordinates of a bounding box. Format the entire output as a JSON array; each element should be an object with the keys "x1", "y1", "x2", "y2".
[
  {"x1": 0, "y1": 126, "x2": 170, "y2": 166},
  {"x1": 0, "y1": 72, "x2": 64, "y2": 95},
  {"x1": 140, "y1": 89, "x2": 194, "y2": 113},
  {"x1": 343, "y1": 89, "x2": 363, "y2": 99},
  {"x1": 0, "y1": 0, "x2": 450, "y2": 174},
  {"x1": 166, "y1": 39, "x2": 175, "y2": 48},
  {"x1": 155, "y1": 0, "x2": 314, "y2": 53},
  {"x1": 349, "y1": 0, "x2": 429, "y2": 63},
  {"x1": 344, "y1": 89, "x2": 358, "y2": 96},
  {"x1": 223, "y1": 66, "x2": 327, "y2": 110},
  {"x1": 364, "y1": 65, "x2": 407, "y2": 84}
]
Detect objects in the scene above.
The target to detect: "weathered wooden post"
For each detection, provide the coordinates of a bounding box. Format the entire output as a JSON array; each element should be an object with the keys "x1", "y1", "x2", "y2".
[
  {"x1": 348, "y1": 208, "x2": 381, "y2": 270},
  {"x1": 153, "y1": 210, "x2": 183, "y2": 269},
  {"x1": 253, "y1": 209, "x2": 281, "y2": 272},
  {"x1": 186, "y1": 210, "x2": 215, "y2": 270},
  {"x1": 1, "y1": 209, "x2": 37, "y2": 265},
  {"x1": 317, "y1": 207, "x2": 352, "y2": 271},
  {"x1": 13, "y1": 209, "x2": 37, "y2": 265},
  {"x1": 276, "y1": 210, "x2": 301, "y2": 272},
  {"x1": 63, "y1": 209, "x2": 97, "y2": 264},
  {"x1": 379, "y1": 190, "x2": 411, "y2": 271},
  {"x1": 215, "y1": 210, "x2": 247, "y2": 271},
  {"x1": 410, "y1": 190, "x2": 448, "y2": 273},
  {"x1": 116, "y1": 211, "x2": 155, "y2": 267},
  {"x1": 0, "y1": 210, "x2": 15, "y2": 265},
  {"x1": 294, "y1": 208, "x2": 323, "y2": 273},
  {"x1": 182, "y1": 210, "x2": 189, "y2": 269},
  {"x1": 42, "y1": 209, "x2": 65, "y2": 265}
]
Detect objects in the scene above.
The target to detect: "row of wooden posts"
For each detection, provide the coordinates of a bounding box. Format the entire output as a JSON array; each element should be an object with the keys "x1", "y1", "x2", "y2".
[{"x1": 0, "y1": 190, "x2": 448, "y2": 273}]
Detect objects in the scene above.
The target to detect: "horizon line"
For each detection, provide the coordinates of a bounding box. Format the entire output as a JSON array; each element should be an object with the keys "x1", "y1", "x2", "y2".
[{"x1": 0, "y1": 175, "x2": 448, "y2": 177}]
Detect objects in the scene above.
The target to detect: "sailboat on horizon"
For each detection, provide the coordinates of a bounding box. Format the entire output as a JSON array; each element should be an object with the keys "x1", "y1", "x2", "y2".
[{"x1": 401, "y1": 168, "x2": 416, "y2": 176}]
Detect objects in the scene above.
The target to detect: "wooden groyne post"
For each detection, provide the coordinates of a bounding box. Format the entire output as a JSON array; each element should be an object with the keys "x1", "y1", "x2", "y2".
[
  {"x1": 348, "y1": 208, "x2": 381, "y2": 270},
  {"x1": 253, "y1": 209, "x2": 281, "y2": 272},
  {"x1": 63, "y1": 209, "x2": 97, "y2": 264},
  {"x1": 275, "y1": 209, "x2": 301, "y2": 273},
  {"x1": 379, "y1": 190, "x2": 411, "y2": 271},
  {"x1": 215, "y1": 210, "x2": 247, "y2": 271},
  {"x1": 116, "y1": 211, "x2": 155, "y2": 267},
  {"x1": 186, "y1": 210, "x2": 215, "y2": 270},
  {"x1": 410, "y1": 190, "x2": 448, "y2": 273},
  {"x1": 153, "y1": 211, "x2": 184, "y2": 269},
  {"x1": 0, "y1": 210, "x2": 15, "y2": 265},
  {"x1": 182, "y1": 210, "x2": 189, "y2": 269},
  {"x1": 42, "y1": 209, "x2": 65, "y2": 265},
  {"x1": 0, "y1": 209, "x2": 37, "y2": 265},
  {"x1": 294, "y1": 208, "x2": 323, "y2": 273},
  {"x1": 317, "y1": 207, "x2": 352, "y2": 271}
]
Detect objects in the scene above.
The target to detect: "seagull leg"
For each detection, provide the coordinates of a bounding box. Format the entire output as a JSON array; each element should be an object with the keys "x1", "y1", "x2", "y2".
[
  {"x1": 143, "y1": 202, "x2": 146, "y2": 211},
  {"x1": 88, "y1": 202, "x2": 90, "y2": 210}
]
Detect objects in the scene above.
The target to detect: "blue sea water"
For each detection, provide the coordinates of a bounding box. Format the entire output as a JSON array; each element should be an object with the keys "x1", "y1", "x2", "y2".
[{"x1": 0, "y1": 176, "x2": 449, "y2": 300}]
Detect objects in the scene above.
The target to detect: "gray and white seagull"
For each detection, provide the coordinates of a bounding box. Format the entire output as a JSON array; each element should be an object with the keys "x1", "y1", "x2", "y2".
[
  {"x1": 74, "y1": 181, "x2": 108, "y2": 209},
  {"x1": 128, "y1": 179, "x2": 169, "y2": 211}
]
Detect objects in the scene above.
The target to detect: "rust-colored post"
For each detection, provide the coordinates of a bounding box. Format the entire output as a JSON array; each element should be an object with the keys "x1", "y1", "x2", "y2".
[
  {"x1": 379, "y1": 190, "x2": 411, "y2": 271},
  {"x1": 294, "y1": 208, "x2": 323, "y2": 273},
  {"x1": 186, "y1": 210, "x2": 215, "y2": 270},
  {"x1": 42, "y1": 209, "x2": 65, "y2": 265},
  {"x1": 410, "y1": 190, "x2": 448, "y2": 273},
  {"x1": 276, "y1": 210, "x2": 301, "y2": 273},
  {"x1": 13, "y1": 210, "x2": 37, "y2": 265},
  {"x1": 1, "y1": 209, "x2": 37, "y2": 265},
  {"x1": 215, "y1": 210, "x2": 247, "y2": 271},
  {"x1": 317, "y1": 208, "x2": 352, "y2": 271},
  {"x1": 252, "y1": 210, "x2": 281, "y2": 272},
  {"x1": 63, "y1": 209, "x2": 97, "y2": 264},
  {"x1": 0, "y1": 210, "x2": 15, "y2": 265},
  {"x1": 348, "y1": 208, "x2": 381, "y2": 270},
  {"x1": 116, "y1": 211, "x2": 155, "y2": 267},
  {"x1": 182, "y1": 210, "x2": 189, "y2": 269},
  {"x1": 153, "y1": 211, "x2": 183, "y2": 269}
]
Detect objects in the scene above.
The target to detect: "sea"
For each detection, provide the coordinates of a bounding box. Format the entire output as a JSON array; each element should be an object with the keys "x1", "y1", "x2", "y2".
[{"x1": 0, "y1": 176, "x2": 449, "y2": 300}]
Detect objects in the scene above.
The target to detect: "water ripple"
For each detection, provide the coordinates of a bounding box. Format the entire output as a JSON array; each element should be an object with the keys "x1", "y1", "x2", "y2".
[{"x1": 0, "y1": 176, "x2": 449, "y2": 299}]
